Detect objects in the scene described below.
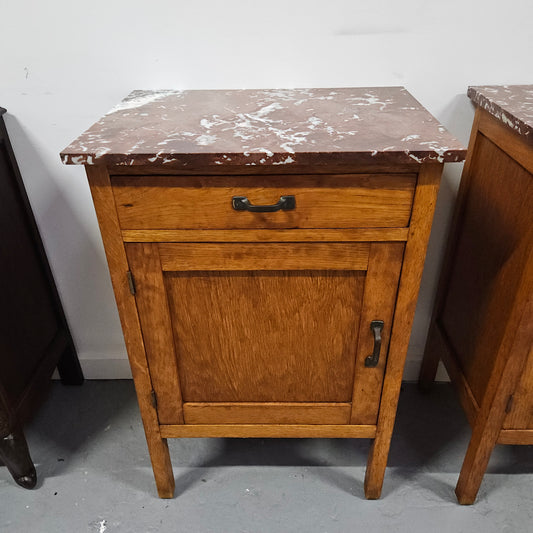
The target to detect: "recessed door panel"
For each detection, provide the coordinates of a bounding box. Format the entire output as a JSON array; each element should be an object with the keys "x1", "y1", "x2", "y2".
[{"x1": 166, "y1": 269, "x2": 365, "y2": 402}]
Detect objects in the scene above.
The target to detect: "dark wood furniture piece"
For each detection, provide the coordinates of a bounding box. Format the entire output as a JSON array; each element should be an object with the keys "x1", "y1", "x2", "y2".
[
  {"x1": 420, "y1": 85, "x2": 533, "y2": 504},
  {"x1": 0, "y1": 107, "x2": 83, "y2": 488},
  {"x1": 62, "y1": 87, "x2": 465, "y2": 499}
]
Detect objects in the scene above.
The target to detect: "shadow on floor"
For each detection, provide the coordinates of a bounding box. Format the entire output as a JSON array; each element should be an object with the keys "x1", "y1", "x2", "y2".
[{"x1": 16, "y1": 381, "x2": 533, "y2": 500}]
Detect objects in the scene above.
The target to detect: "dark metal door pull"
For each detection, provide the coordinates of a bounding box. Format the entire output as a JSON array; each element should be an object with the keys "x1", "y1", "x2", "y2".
[
  {"x1": 365, "y1": 320, "x2": 384, "y2": 368},
  {"x1": 232, "y1": 195, "x2": 296, "y2": 213}
]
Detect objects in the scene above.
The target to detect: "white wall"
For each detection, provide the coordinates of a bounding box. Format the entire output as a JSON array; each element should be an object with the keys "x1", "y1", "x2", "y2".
[{"x1": 1, "y1": 1, "x2": 532, "y2": 379}]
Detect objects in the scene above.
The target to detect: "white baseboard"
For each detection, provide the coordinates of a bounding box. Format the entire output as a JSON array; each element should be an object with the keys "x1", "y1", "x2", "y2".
[
  {"x1": 55, "y1": 352, "x2": 449, "y2": 382},
  {"x1": 78, "y1": 356, "x2": 133, "y2": 379},
  {"x1": 52, "y1": 353, "x2": 133, "y2": 380}
]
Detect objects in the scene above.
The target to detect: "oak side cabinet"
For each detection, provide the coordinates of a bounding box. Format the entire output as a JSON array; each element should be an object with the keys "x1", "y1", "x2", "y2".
[
  {"x1": 420, "y1": 85, "x2": 533, "y2": 504},
  {"x1": 62, "y1": 88, "x2": 465, "y2": 499}
]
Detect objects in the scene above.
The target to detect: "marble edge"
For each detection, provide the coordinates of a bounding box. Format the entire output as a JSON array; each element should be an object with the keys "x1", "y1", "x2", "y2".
[
  {"x1": 0, "y1": 108, "x2": 6, "y2": 117},
  {"x1": 60, "y1": 149, "x2": 466, "y2": 167},
  {"x1": 468, "y1": 86, "x2": 533, "y2": 140}
]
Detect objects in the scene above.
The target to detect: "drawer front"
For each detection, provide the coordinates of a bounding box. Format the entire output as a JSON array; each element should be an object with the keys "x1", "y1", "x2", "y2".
[{"x1": 112, "y1": 174, "x2": 416, "y2": 230}]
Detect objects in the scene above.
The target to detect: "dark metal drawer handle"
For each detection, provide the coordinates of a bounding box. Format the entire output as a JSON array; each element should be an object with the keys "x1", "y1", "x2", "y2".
[
  {"x1": 232, "y1": 195, "x2": 296, "y2": 213},
  {"x1": 365, "y1": 320, "x2": 384, "y2": 368}
]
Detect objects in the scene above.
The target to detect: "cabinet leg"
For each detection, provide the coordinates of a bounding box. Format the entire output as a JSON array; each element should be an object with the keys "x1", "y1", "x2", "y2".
[
  {"x1": 454, "y1": 428, "x2": 498, "y2": 505},
  {"x1": 364, "y1": 437, "x2": 389, "y2": 499},
  {"x1": 146, "y1": 434, "x2": 175, "y2": 498},
  {"x1": 455, "y1": 365, "x2": 519, "y2": 504},
  {"x1": 56, "y1": 341, "x2": 84, "y2": 386},
  {"x1": 454, "y1": 384, "x2": 511, "y2": 505},
  {"x1": 418, "y1": 324, "x2": 441, "y2": 391},
  {"x1": 0, "y1": 425, "x2": 37, "y2": 489}
]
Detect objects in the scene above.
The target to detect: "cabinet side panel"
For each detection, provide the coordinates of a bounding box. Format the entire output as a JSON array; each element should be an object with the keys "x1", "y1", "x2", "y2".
[{"x1": 439, "y1": 135, "x2": 533, "y2": 406}]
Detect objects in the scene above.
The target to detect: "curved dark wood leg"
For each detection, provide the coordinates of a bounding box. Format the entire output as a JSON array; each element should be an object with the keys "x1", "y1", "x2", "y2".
[{"x1": 0, "y1": 425, "x2": 37, "y2": 489}]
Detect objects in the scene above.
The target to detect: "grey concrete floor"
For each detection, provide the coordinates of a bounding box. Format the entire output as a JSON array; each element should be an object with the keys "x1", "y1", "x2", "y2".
[{"x1": 0, "y1": 382, "x2": 532, "y2": 533}]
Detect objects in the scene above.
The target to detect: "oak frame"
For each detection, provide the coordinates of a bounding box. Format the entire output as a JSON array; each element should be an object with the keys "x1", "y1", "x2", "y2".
[{"x1": 86, "y1": 161, "x2": 443, "y2": 499}]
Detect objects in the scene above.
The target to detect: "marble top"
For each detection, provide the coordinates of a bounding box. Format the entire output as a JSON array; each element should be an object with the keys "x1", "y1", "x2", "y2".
[
  {"x1": 468, "y1": 85, "x2": 533, "y2": 140},
  {"x1": 61, "y1": 87, "x2": 466, "y2": 167}
]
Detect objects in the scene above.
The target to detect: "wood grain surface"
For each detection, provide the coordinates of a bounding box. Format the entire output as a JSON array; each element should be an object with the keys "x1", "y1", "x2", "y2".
[
  {"x1": 504, "y1": 344, "x2": 533, "y2": 429},
  {"x1": 497, "y1": 429, "x2": 533, "y2": 445},
  {"x1": 158, "y1": 242, "x2": 369, "y2": 271},
  {"x1": 478, "y1": 109, "x2": 533, "y2": 174},
  {"x1": 439, "y1": 134, "x2": 532, "y2": 407},
  {"x1": 125, "y1": 243, "x2": 184, "y2": 425},
  {"x1": 456, "y1": 289, "x2": 533, "y2": 504},
  {"x1": 183, "y1": 402, "x2": 351, "y2": 425},
  {"x1": 350, "y1": 243, "x2": 404, "y2": 424},
  {"x1": 159, "y1": 423, "x2": 376, "y2": 439},
  {"x1": 165, "y1": 268, "x2": 365, "y2": 403},
  {"x1": 112, "y1": 174, "x2": 415, "y2": 230},
  {"x1": 121, "y1": 227, "x2": 410, "y2": 243}
]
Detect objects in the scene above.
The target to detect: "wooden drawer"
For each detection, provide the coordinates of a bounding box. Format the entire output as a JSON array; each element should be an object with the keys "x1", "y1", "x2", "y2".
[{"x1": 112, "y1": 174, "x2": 416, "y2": 230}]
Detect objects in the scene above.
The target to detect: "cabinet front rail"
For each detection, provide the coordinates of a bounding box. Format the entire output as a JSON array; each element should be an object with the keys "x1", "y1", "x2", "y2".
[{"x1": 160, "y1": 424, "x2": 377, "y2": 439}]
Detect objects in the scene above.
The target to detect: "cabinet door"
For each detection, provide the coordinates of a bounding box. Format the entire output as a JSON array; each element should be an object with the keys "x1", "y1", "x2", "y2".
[{"x1": 126, "y1": 242, "x2": 403, "y2": 425}]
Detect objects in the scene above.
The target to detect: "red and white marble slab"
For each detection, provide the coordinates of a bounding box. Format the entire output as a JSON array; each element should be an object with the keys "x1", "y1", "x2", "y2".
[
  {"x1": 61, "y1": 87, "x2": 466, "y2": 167},
  {"x1": 468, "y1": 85, "x2": 533, "y2": 141}
]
